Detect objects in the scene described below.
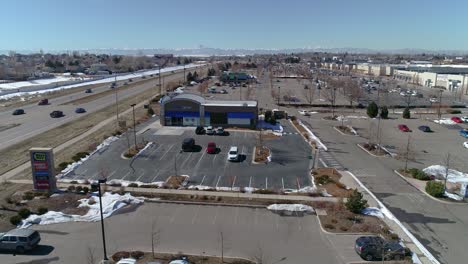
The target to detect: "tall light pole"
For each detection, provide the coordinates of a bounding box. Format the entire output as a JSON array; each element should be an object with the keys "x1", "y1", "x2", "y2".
[
  {"x1": 131, "y1": 104, "x2": 138, "y2": 151},
  {"x1": 437, "y1": 89, "x2": 443, "y2": 122},
  {"x1": 158, "y1": 64, "x2": 162, "y2": 95},
  {"x1": 114, "y1": 76, "x2": 119, "y2": 129},
  {"x1": 277, "y1": 86, "x2": 281, "y2": 105},
  {"x1": 92, "y1": 178, "x2": 108, "y2": 262}
]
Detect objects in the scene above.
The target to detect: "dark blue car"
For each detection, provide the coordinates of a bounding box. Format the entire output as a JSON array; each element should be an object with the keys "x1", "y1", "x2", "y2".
[
  {"x1": 460, "y1": 129, "x2": 468, "y2": 138},
  {"x1": 75, "y1": 107, "x2": 86, "y2": 114}
]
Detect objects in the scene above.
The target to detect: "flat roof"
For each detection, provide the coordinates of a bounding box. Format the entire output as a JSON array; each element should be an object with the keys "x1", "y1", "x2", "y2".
[{"x1": 162, "y1": 93, "x2": 257, "y2": 107}]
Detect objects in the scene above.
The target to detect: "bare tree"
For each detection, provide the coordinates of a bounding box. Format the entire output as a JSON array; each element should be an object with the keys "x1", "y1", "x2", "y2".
[
  {"x1": 151, "y1": 219, "x2": 161, "y2": 259},
  {"x1": 86, "y1": 246, "x2": 96, "y2": 264},
  {"x1": 342, "y1": 78, "x2": 361, "y2": 111},
  {"x1": 198, "y1": 81, "x2": 209, "y2": 95},
  {"x1": 250, "y1": 244, "x2": 271, "y2": 264}
]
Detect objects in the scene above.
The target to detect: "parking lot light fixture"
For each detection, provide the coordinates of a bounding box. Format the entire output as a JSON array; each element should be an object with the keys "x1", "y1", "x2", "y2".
[
  {"x1": 131, "y1": 103, "x2": 138, "y2": 151},
  {"x1": 92, "y1": 178, "x2": 108, "y2": 262}
]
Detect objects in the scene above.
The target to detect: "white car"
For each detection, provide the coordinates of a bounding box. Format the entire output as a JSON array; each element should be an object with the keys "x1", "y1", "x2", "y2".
[
  {"x1": 227, "y1": 146, "x2": 239, "y2": 161},
  {"x1": 298, "y1": 110, "x2": 310, "y2": 116},
  {"x1": 429, "y1": 97, "x2": 439, "y2": 103},
  {"x1": 116, "y1": 259, "x2": 136, "y2": 264},
  {"x1": 206, "y1": 126, "x2": 214, "y2": 135},
  {"x1": 464, "y1": 142, "x2": 468, "y2": 149},
  {"x1": 461, "y1": 116, "x2": 468, "y2": 123}
]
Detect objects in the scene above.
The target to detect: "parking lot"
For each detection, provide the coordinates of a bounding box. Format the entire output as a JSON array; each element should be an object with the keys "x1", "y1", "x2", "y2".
[{"x1": 65, "y1": 120, "x2": 314, "y2": 190}]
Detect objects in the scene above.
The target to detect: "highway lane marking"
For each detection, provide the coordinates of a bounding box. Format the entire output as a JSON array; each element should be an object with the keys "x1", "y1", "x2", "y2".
[{"x1": 159, "y1": 144, "x2": 174, "y2": 160}]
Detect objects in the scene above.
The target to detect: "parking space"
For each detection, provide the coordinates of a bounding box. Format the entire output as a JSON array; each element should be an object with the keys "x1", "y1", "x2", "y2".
[{"x1": 65, "y1": 120, "x2": 314, "y2": 190}]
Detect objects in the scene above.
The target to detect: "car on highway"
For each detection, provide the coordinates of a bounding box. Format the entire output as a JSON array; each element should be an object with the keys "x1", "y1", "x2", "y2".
[
  {"x1": 206, "y1": 142, "x2": 217, "y2": 154},
  {"x1": 298, "y1": 110, "x2": 311, "y2": 116},
  {"x1": 38, "y1": 99, "x2": 49, "y2": 105},
  {"x1": 220, "y1": 89, "x2": 228, "y2": 94},
  {"x1": 464, "y1": 142, "x2": 468, "y2": 149},
  {"x1": 195, "y1": 126, "x2": 205, "y2": 135},
  {"x1": 418, "y1": 125, "x2": 432, "y2": 132},
  {"x1": 75, "y1": 107, "x2": 86, "y2": 114},
  {"x1": 460, "y1": 116, "x2": 468, "y2": 123},
  {"x1": 451, "y1": 117, "x2": 463, "y2": 123},
  {"x1": 50, "y1": 110, "x2": 64, "y2": 118},
  {"x1": 206, "y1": 126, "x2": 214, "y2": 135},
  {"x1": 355, "y1": 236, "x2": 407, "y2": 261},
  {"x1": 398, "y1": 124, "x2": 411, "y2": 132},
  {"x1": 129, "y1": 78, "x2": 133, "y2": 82},
  {"x1": 227, "y1": 146, "x2": 239, "y2": 161},
  {"x1": 181, "y1": 138, "x2": 195, "y2": 152},
  {"x1": 85, "y1": 88, "x2": 92, "y2": 93},
  {"x1": 12, "y1": 109, "x2": 25, "y2": 115},
  {"x1": 460, "y1": 129, "x2": 468, "y2": 138},
  {"x1": 0, "y1": 228, "x2": 41, "y2": 253},
  {"x1": 215, "y1": 127, "x2": 224, "y2": 135}
]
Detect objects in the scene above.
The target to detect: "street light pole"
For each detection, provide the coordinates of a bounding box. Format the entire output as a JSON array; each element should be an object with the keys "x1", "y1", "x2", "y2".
[
  {"x1": 131, "y1": 104, "x2": 138, "y2": 151},
  {"x1": 437, "y1": 89, "x2": 443, "y2": 122},
  {"x1": 158, "y1": 65, "x2": 162, "y2": 95},
  {"x1": 94, "y1": 178, "x2": 108, "y2": 262},
  {"x1": 277, "y1": 86, "x2": 281, "y2": 105}
]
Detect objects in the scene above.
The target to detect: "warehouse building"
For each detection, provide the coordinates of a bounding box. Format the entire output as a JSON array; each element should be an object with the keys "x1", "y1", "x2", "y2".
[{"x1": 160, "y1": 93, "x2": 258, "y2": 128}]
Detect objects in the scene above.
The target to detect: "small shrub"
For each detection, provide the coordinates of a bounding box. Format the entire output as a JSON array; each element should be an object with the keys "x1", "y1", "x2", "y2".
[
  {"x1": 38, "y1": 207, "x2": 48, "y2": 215},
  {"x1": 4, "y1": 197, "x2": 13, "y2": 204},
  {"x1": 216, "y1": 196, "x2": 222, "y2": 201},
  {"x1": 407, "y1": 168, "x2": 430, "y2": 181},
  {"x1": 10, "y1": 215, "x2": 22, "y2": 225},
  {"x1": 253, "y1": 189, "x2": 276, "y2": 194},
  {"x1": 131, "y1": 251, "x2": 144, "y2": 259},
  {"x1": 70, "y1": 180, "x2": 78, "y2": 184},
  {"x1": 402, "y1": 107, "x2": 411, "y2": 119},
  {"x1": 331, "y1": 218, "x2": 338, "y2": 224},
  {"x1": 112, "y1": 251, "x2": 130, "y2": 262},
  {"x1": 324, "y1": 223, "x2": 335, "y2": 229},
  {"x1": 389, "y1": 233, "x2": 400, "y2": 241},
  {"x1": 345, "y1": 189, "x2": 368, "y2": 214},
  {"x1": 67, "y1": 185, "x2": 76, "y2": 192},
  {"x1": 446, "y1": 109, "x2": 462, "y2": 114},
  {"x1": 18, "y1": 208, "x2": 31, "y2": 219},
  {"x1": 75, "y1": 186, "x2": 83, "y2": 193},
  {"x1": 22, "y1": 192, "x2": 34, "y2": 201},
  {"x1": 380, "y1": 106, "x2": 389, "y2": 119},
  {"x1": 339, "y1": 226, "x2": 349, "y2": 232},
  {"x1": 90, "y1": 184, "x2": 98, "y2": 192},
  {"x1": 82, "y1": 186, "x2": 89, "y2": 194},
  {"x1": 147, "y1": 107, "x2": 155, "y2": 116},
  {"x1": 425, "y1": 181, "x2": 445, "y2": 197},
  {"x1": 367, "y1": 101, "x2": 378, "y2": 118},
  {"x1": 109, "y1": 182, "x2": 122, "y2": 187},
  {"x1": 316, "y1": 175, "x2": 334, "y2": 185},
  {"x1": 58, "y1": 162, "x2": 70, "y2": 171},
  {"x1": 128, "y1": 183, "x2": 138, "y2": 188},
  {"x1": 116, "y1": 131, "x2": 122, "y2": 136},
  {"x1": 290, "y1": 116, "x2": 297, "y2": 121}
]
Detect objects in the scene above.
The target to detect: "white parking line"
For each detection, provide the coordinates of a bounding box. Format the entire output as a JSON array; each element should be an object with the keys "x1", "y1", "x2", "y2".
[
  {"x1": 296, "y1": 177, "x2": 301, "y2": 189},
  {"x1": 121, "y1": 171, "x2": 131, "y2": 181},
  {"x1": 108, "y1": 170, "x2": 117, "y2": 178},
  {"x1": 249, "y1": 176, "x2": 252, "y2": 188},
  {"x1": 231, "y1": 175, "x2": 237, "y2": 189},
  {"x1": 200, "y1": 175, "x2": 206, "y2": 186},
  {"x1": 150, "y1": 170, "x2": 162, "y2": 182},
  {"x1": 180, "y1": 152, "x2": 193, "y2": 168},
  {"x1": 265, "y1": 177, "x2": 268, "y2": 189},
  {"x1": 135, "y1": 170, "x2": 145, "y2": 182},
  {"x1": 215, "y1": 175, "x2": 221, "y2": 188},
  {"x1": 145, "y1": 144, "x2": 163, "y2": 160},
  {"x1": 282, "y1": 178, "x2": 285, "y2": 191},
  {"x1": 194, "y1": 150, "x2": 206, "y2": 169},
  {"x1": 159, "y1": 144, "x2": 174, "y2": 160}
]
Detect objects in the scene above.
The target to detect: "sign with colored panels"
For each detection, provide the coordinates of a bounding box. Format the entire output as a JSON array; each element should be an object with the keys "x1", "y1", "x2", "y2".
[{"x1": 29, "y1": 148, "x2": 56, "y2": 192}]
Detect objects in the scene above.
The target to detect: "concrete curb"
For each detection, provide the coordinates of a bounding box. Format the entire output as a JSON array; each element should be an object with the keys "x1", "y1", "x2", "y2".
[
  {"x1": 251, "y1": 146, "x2": 271, "y2": 165},
  {"x1": 145, "y1": 198, "x2": 267, "y2": 208},
  {"x1": 356, "y1": 143, "x2": 388, "y2": 158},
  {"x1": 393, "y1": 170, "x2": 465, "y2": 205}
]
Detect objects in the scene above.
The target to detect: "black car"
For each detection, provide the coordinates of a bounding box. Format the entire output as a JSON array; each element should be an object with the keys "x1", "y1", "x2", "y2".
[
  {"x1": 182, "y1": 138, "x2": 195, "y2": 152},
  {"x1": 355, "y1": 236, "x2": 407, "y2": 261},
  {"x1": 50, "y1": 110, "x2": 64, "y2": 118},
  {"x1": 12, "y1": 109, "x2": 25, "y2": 115},
  {"x1": 195, "y1": 126, "x2": 205, "y2": 135},
  {"x1": 418, "y1": 125, "x2": 432, "y2": 132},
  {"x1": 85, "y1": 89, "x2": 92, "y2": 93},
  {"x1": 75, "y1": 108, "x2": 86, "y2": 113}
]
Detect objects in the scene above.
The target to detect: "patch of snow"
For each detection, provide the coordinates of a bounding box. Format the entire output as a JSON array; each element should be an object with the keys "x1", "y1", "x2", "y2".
[
  {"x1": 423, "y1": 165, "x2": 468, "y2": 183},
  {"x1": 19, "y1": 192, "x2": 144, "y2": 228},
  {"x1": 285, "y1": 186, "x2": 317, "y2": 194},
  {"x1": 296, "y1": 120, "x2": 328, "y2": 151},
  {"x1": 445, "y1": 191, "x2": 463, "y2": 201},
  {"x1": 433, "y1": 118, "x2": 456, "y2": 125},
  {"x1": 362, "y1": 207, "x2": 385, "y2": 219},
  {"x1": 133, "y1": 142, "x2": 154, "y2": 159},
  {"x1": 243, "y1": 187, "x2": 257, "y2": 193},
  {"x1": 320, "y1": 190, "x2": 333, "y2": 197},
  {"x1": 336, "y1": 115, "x2": 367, "y2": 121},
  {"x1": 0, "y1": 76, "x2": 87, "y2": 90},
  {"x1": 348, "y1": 126, "x2": 358, "y2": 136},
  {"x1": 412, "y1": 253, "x2": 423, "y2": 264},
  {"x1": 267, "y1": 204, "x2": 315, "y2": 213}
]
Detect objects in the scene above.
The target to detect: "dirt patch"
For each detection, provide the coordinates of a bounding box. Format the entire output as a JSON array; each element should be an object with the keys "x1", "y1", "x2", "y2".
[
  {"x1": 254, "y1": 146, "x2": 270, "y2": 163},
  {"x1": 25, "y1": 193, "x2": 89, "y2": 215},
  {"x1": 313, "y1": 168, "x2": 353, "y2": 198},
  {"x1": 335, "y1": 125, "x2": 357, "y2": 135},
  {"x1": 165, "y1": 176, "x2": 188, "y2": 188},
  {"x1": 0, "y1": 182, "x2": 33, "y2": 231},
  {"x1": 291, "y1": 119, "x2": 317, "y2": 148},
  {"x1": 261, "y1": 132, "x2": 280, "y2": 140},
  {"x1": 111, "y1": 251, "x2": 254, "y2": 264},
  {"x1": 358, "y1": 143, "x2": 388, "y2": 157}
]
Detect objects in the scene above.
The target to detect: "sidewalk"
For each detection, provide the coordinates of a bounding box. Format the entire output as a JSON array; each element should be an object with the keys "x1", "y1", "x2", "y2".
[{"x1": 0, "y1": 99, "x2": 150, "y2": 182}]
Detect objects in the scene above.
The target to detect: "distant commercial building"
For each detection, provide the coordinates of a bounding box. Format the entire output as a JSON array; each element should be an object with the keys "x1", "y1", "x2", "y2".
[
  {"x1": 160, "y1": 93, "x2": 258, "y2": 128},
  {"x1": 221, "y1": 72, "x2": 253, "y2": 82}
]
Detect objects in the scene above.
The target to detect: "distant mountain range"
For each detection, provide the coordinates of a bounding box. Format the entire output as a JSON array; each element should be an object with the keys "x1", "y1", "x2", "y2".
[{"x1": 1, "y1": 47, "x2": 467, "y2": 56}]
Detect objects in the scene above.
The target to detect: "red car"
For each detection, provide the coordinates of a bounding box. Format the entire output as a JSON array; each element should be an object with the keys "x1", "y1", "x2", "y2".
[
  {"x1": 451, "y1": 117, "x2": 463, "y2": 123},
  {"x1": 206, "y1": 142, "x2": 217, "y2": 154},
  {"x1": 398, "y1": 124, "x2": 410, "y2": 132}
]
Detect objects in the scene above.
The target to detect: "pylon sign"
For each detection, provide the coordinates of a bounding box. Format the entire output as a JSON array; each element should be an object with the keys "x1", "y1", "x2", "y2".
[{"x1": 30, "y1": 148, "x2": 57, "y2": 192}]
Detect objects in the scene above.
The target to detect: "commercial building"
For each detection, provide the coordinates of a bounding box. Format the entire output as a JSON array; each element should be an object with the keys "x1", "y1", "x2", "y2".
[{"x1": 160, "y1": 93, "x2": 258, "y2": 128}]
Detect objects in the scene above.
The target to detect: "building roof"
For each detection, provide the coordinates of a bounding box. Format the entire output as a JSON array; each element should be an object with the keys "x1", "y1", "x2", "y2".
[
  {"x1": 406, "y1": 66, "x2": 468, "y2": 75},
  {"x1": 162, "y1": 93, "x2": 257, "y2": 107}
]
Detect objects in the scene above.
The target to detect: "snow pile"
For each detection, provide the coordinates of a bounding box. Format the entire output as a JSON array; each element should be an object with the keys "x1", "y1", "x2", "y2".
[
  {"x1": 297, "y1": 120, "x2": 327, "y2": 151},
  {"x1": 105, "y1": 179, "x2": 166, "y2": 188},
  {"x1": 336, "y1": 115, "x2": 367, "y2": 122},
  {"x1": 433, "y1": 119, "x2": 456, "y2": 125},
  {"x1": 0, "y1": 75, "x2": 87, "y2": 90},
  {"x1": 362, "y1": 207, "x2": 385, "y2": 219},
  {"x1": 445, "y1": 191, "x2": 463, "y2": 201},
  {"x1": 20, "y1": 192, "x2": 144, "y2": 228},
  {"x1": 267, "y1": 204, "x2": 315, "y2": 213},
  {"x1": 133, "y1": 142, "x2": 154, "y2": 159},
  {"x1": 423, "y1": 165, "x2": 468, "y2": 183},
  {"x1": 95, "y1": 136, "x2": 120, "y2": 154},
  {"x1": 283, "y1": 186, "x2": 317, "y2": 194}
]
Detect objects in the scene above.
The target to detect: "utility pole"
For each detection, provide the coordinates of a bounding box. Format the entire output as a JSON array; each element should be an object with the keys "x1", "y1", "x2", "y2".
[
  {"x1": 158, "y1": 64, "x2": 162, "y2": 95},
  {"x1": 115, "y1": 76, "x2": 119, "y2": 129},
  {"x1": 404, "y1": 134, "x2": 411, "y2": 171},
  {"x1": 437, "y1": 89, "x2": 443, "y2": 122},
  {"x1": 183, "y1": 64, "x2": 186, "y2": 85},
  {"x1": 277, "y1": 86, "x2": 281, "y2": 105},
  {"x1": 444, "y1": 153, "x2": 450, "y2": 192},
  {"x1": 131, "y1": 104, "x2": 138, "y2": 151}
]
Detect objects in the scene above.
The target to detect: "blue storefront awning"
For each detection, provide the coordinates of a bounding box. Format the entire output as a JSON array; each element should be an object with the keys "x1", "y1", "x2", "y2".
[
  {"x1": 165, "y1": 111, "x2": 200, "y2": 118},
  {"x1": 227, "y1": 112, "x2": 254, "y2": 119}
]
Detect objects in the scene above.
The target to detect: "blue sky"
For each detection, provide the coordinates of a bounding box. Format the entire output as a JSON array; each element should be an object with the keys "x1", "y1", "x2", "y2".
[{"x1": 1, "y1": 0, "x2": 467, "y2": 51}]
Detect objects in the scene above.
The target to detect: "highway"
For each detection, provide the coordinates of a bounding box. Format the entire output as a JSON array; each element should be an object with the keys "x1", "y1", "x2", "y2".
[{"x1": 0, "y1": 65, "x2": 204, "y2": 151}]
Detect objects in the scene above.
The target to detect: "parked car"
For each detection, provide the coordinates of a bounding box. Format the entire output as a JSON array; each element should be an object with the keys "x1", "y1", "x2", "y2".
[
  {"x1": 181, "y1": 138, "x2": 195, "y2": 152},
  {"x1": 0, "y1": 228, "x2": 41, "y2": 253},
  {"x1": 38, "y1": 98, "x2": 49, "y2": 105},
  {"x1": 50, "y1": 110, "x2": 64, "y2": 118},
  {"x1": 227, "y1": 146, "x2": 239, "y2": 161},
  {"x1": 464, "y1": 142, "x2": 468, "y2": 149},
  {"x1": 195, "y1": 126, "x2": 205, "y2": 135},
  {"x1": 116, "y1": 258, "x2": 136, "y2": 264},
  {"x1": 75, "y1": 107, "x2": 86, "y2": 113},
  {"x1": 398, "y1": 124, "x2": 410, "y2": 132},
  {"x1": 298, "y1": 110, "x2": 310, "y2": 116},
  {"x1": 451, "y1": 116, "x2": 463, "y2": 123},
  {"x1": 460, "y1": 116, "x2": 468, "y2": 123},
  {"x1": 220, "y1": 89, "x2": 228, "y2": 94},
  {"x1": 418, "y1": 125, "x2": 431, "y2": 132},
  {"x1": 206, "y1": 142, "x2": 217, "y2": 154},
  {"x1": 215, "y1": 127, "x2": 224, "y2": 135},
  {"x1": 206, "y1": 126, "x2": 214, "y2": 135},
  {"x1": 355, "y1": 236, "x2": 407, "y2": 261},
  {"x1": 169, "y1": 260, "x2": 189, "y2": 264},
  {"x1": 12, "y1": 109, "x2": 25, "y2": 115},
  {"x1": 460, "y1": 129, "x2": 468, "y2": 138},
  {"x1": 85, "y1": 88, "x2": 92, "y2": 93}
]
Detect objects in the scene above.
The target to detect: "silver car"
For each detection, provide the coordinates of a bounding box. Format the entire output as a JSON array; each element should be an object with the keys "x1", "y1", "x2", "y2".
[{"x1": 0, "y1": 229, "x2": 41, "y2": 253}]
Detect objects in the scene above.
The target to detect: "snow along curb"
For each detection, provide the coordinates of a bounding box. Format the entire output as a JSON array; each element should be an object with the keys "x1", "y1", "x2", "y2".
[{"x1": 347, "y1": 171, "x2": 440, "y2": 264}]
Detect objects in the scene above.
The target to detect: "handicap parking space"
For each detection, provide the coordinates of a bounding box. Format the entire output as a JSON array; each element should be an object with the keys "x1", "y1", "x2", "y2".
[{"x1": 63, "y1": 120, "x2": 315, "y2": 190}]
